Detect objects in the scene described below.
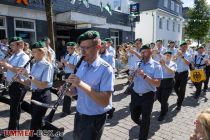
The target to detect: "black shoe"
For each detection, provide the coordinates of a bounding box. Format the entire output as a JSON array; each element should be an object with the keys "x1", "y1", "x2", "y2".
[
  {"x1": 158, "y1": 114, "x2": 165, "y2": 121},
  {"x1": 107, "y1": 108, "x2": 115, "y2": 119},
  {"x1": 175, "y1": 106, "x2": 181, "y2": 111},
  {"x1": 203, "y1": 89, "x2": 207, "y2": 92},
  {"x1": 60, "y1": 112, "x2": 70, "y2": 117},
  {"x1": 194, "y1": 95, "x2": 199, "y2": 99}
]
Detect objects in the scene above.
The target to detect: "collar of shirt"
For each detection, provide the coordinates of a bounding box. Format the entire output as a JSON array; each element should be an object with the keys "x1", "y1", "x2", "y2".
[
  {"x1": 142, "y1": 58, "x2": 153, "y2": 65},
  {"x1": 15, "y1": 50, "x2": 24, "y2": 57},
  {"x1": 84, "y1": 56, "x2": 101, "y2": 68}
]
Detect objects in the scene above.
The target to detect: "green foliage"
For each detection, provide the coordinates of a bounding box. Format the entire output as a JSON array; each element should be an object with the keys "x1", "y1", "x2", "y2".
[{"x1": 185, "y1": 0, "x2": 210, "y2": 42}]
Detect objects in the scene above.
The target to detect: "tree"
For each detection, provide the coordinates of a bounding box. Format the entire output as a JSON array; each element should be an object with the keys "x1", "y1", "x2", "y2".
[
  {"x1": 185, "y1": 0, "x2": 210, "y2": 46},
  {"x1": 44, "y1": 0, "x2": 55, "y2": 51}
]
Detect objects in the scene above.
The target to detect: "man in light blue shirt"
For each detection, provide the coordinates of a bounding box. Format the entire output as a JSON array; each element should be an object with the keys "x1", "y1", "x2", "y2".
[
  {"x1": 192, "y1": 45, "x2": 209, "y2": 99},
  {"x1": 153, "y1": 40, "x2": 166, "y2": 61},
  {"x1": 131, "y1": 44, "x2": 163, "y2": 140},
  {"x1": 0, "y1": 37, "x2": 30, "y2": 130},
  {"x1": 156, "y1": 51, "x2": 177, "y2": 121},
  {"x1": 65, "y1": 31, "x2": 114, "y2": 140},
  {"x1": 174, "y1": 41, "x2": 191, "y2": 110},
  {"x1": 60, "y1": 42, "x2": 80, "y2": 117},
  {"x1": 104, "y1": 38, "x2": 116, "y2": 58},
  {"x1": 100, "y1": 41, "x2": 115, "y2": 69}
]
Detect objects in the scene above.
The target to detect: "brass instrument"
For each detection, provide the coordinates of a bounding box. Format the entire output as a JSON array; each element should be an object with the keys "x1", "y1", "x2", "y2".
[{"x1": 118, "y1": 44, "x2": 128, "y2": 64}]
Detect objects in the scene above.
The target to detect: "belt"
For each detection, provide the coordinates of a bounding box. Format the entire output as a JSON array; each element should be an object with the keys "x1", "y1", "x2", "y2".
[
  {"x1": 176, "y1": 70, "x2": 188, "y2": 74},
  {"x1": 31, "y1": 88, "x2": 51, "y2": 93},
  {"x1": 133, "y1": 90, "x2": 154, "y2": 96},
  {"x1": 76, "y1": 112, "x2": 106, "y2": 118}
]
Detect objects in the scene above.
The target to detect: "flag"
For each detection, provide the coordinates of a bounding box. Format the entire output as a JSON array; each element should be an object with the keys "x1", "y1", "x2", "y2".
[
  {"x1": 104, "y1": 3, "x2": 112, "y2": 15},
  {"x1": 71, "y1": 0, "x2": 76, "y2": 4},
  {"x1": 100, "y1": 1, "x2": 103, "y2": 12},
  {"x1": 82, "y1": 0, "x2": 89, "y2": 8}
]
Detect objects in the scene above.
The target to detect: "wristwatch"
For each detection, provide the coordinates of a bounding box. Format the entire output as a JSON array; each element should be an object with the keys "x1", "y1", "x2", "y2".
[
  {"x1": 143, "y1": 74, "x2": 147, "y2": 79},
  {"x1": 29, "y1": 75, "x2": 34, "y2": 80}
]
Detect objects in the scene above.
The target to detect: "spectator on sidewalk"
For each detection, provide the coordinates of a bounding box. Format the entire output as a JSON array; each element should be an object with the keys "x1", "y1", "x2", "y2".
[{"x1": 190, "y1": 108, "x2": 210, "y2": 140}]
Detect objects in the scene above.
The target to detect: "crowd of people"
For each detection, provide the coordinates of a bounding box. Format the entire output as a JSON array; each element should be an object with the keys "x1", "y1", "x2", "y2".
[{"x1": 0, "y1": 30, "x2": 209, "y2": 140}]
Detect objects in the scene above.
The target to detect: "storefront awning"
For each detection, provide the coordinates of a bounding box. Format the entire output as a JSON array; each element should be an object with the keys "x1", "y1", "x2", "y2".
[{"x1": 55, "y1": 11, "x2": 106, "y2": 26}]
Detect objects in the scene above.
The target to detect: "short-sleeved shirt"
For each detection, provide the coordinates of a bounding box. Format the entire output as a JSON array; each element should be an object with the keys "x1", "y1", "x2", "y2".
[
  {"x1": 193, "y1": 53, "x2": 209, "y2": 69},
  {"x1": 100, "y1": 51, "x2": 115, "y2": 68},
  {"x1": 175, "y1": 51, "x2": 192, "y2": 72},
  {"x1": 162, "y1": 61, "x2": 177, "y2": 78},
  {"x1": 107, "y1": 46, "x2": 116, "y2": 58},
  {"x1": 76, "y1": 57, "x2": 114, "y2": 115},
  {"x1": 133, "y1": 58, "x2": 163, "y2": 94},
  {"x1": 128, "y1": 48, "x2": 141, "y2": 70},
  {"x1": 64, "y1": 52, "x2": 79, "y2": 74},
  {"x1": 167, "y1": 47, "x2": 178, "y2": 56},
  {"x1": 7, "y1": 50, "x2": 30, "y2": 82},
  {"x1": 30, "y1": 59, "x2": 54, "y2": 90},
  {"x1": 153, "y1": 47, "x2": 166, "y2": 62}
]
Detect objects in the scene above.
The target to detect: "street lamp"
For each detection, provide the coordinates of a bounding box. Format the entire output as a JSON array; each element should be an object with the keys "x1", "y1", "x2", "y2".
[{"x1": 129, "y1": 13, "x2": 136, "y2": 42}]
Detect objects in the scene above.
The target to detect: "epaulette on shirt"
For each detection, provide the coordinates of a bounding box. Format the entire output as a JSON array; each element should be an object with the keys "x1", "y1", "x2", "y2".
[{"x1": 100, "y1": 61, "x2": 110, "y2": 68}]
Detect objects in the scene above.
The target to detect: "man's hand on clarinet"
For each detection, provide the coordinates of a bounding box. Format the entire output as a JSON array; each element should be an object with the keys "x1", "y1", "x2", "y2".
[{"x1": 66, "y1": 74, "x2": 82, "y2": 87}]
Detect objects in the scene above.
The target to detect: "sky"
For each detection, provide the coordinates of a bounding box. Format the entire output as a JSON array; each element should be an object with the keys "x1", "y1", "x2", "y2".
[{"x1": 183, "y1": 0, "x2": 210, "y2": 7}]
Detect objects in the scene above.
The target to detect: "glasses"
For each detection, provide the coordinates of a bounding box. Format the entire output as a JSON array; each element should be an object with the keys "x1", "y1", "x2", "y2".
[{"x1": 80, "y1": 46, "x2": 93, "y2": 51}]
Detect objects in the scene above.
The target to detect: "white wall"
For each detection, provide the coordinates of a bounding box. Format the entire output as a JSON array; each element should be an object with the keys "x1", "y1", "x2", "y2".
[
  {"x1": 135, "y1": 9, "x2": 183, "y2": 46},
  {"x1": 155, "y1": 9, "x2": 183, "y2": 47},
  {"x1": 135, "y1": 10, "x2": 156, "y2": 44}
]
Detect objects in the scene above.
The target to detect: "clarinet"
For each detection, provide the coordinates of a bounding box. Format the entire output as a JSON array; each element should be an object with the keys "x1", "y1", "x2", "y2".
[
  {"x1": 32, "y1": 56, "x2": 84, "y2": 123},
  {"x1": 6, "y1": 56, "x2": 34, "y2": 88}
]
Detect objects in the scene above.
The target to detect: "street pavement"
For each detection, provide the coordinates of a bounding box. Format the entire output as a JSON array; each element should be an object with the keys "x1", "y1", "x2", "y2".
[{"x1": 0, "y1": 73, "x2": 210, "y2": 140}]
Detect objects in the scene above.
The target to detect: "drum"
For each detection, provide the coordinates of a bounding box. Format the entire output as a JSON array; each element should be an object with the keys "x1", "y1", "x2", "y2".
[{"x1": 190, "y1": 69, "x2": 206, "y2": 83}]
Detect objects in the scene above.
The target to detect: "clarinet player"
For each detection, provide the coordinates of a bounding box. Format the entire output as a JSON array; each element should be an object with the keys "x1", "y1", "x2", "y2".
[
  {"x1": 15, "y1": 41, "x2": 54, "y2": 140},
  {"x1": 64, "y1": 31, "x2": 114, "y2": 140},
  {"x1": 0, "y1": 37, "x2": 30, "y2": 130}
]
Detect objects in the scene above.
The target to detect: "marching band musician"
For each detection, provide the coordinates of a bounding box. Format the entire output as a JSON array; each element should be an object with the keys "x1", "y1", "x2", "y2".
[
  {"x1": 156, "y1": 51, "x2": 177, "y2": 121},
  {"x1": 64, "y1": 31, "x2": 114, "y2": 140},
  {"x1": 42, "y1": 37, "x2": 56, "y2": 65},
  {"x1": 100, "y1": 40, "x2": 115, "y2": 119},
  {"x1": 130, "y1": 44, "x2": 163, "y2": 140},
  {"x1": 192, "y1": 45, "x2": 209, "y2": 99},
  {"x1": 167, "y1": 41, "x2": 178, "y2": 56},
  {"x1": 173, "y1": 41, "x2": 192, "y2": 111},
  {"x1": 0, "y1": 37, "x2": 30, "y2": 130},
  {"x1": 60, "y1": 42, "x2": 80, "y2": 117},
  {"x1": 16, "y1": 41, "x2": 54, "y2": 140},
  {"x1": 104, "y1": 38, "x2": 116, "y2": 58},
  {"x1": 152, "y1": 40, "x2": 166, "y2": 61}
]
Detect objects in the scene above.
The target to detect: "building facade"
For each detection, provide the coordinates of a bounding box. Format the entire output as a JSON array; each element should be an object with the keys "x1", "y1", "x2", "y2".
[
  {"x1": 134, "y1": 0, "x2": 183, "y2": 47},
  {"x1": 0, "y1": 0, "x2": 133, "y2": 55}
]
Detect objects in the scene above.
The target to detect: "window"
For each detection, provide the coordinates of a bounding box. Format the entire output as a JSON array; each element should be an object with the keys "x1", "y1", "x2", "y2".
[
  {"x1": 167, "y1": 20, "x2": 169, "y2": 30},
  {"x1": 14, "y1": 18, "x2": 36, "y2": 44},
  {"x1": 173, "y1": 22, "x2": 175, "y2": 32},
  {"x1": 159, "y1": 18, "x2": 163, "y2": 29},
  {"x1": 113, "y1": 0, "x2": 121, "y2": 11},
  {"x1": 15, "y1": 19, "x2": 35, "y2": 30},
  {"x1": 171, "y1": 1, "x2": 174, "y2": 11},
  {"x1": 178, "y1": 24, "x2": 180, "y2": 32},
  {"x1": 0, "y1": 16, "x2": 7, "y2": 39},
  {"x1": 164, "y1": 0, "x2": 168, "y2": 7},
  {"x1": 176, "y1": 4, "x2": 179, "y2": 13}
]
